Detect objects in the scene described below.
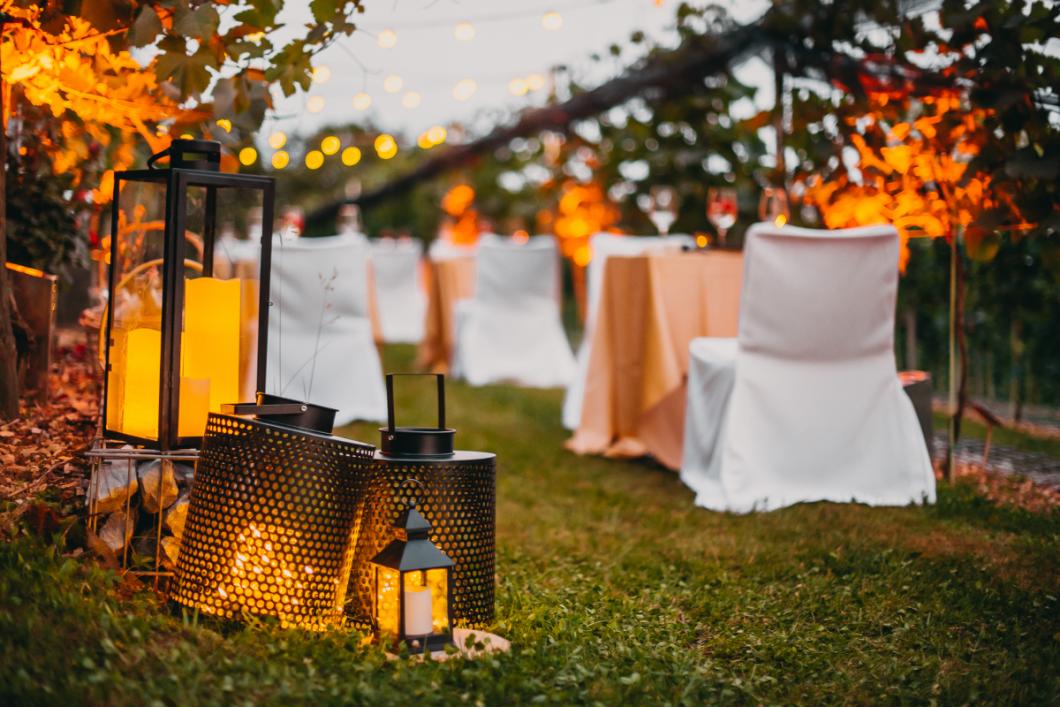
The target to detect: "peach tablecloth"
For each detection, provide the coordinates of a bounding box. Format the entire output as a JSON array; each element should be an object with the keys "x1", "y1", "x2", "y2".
[
  {"x1": 415, "y1": 256, "x2": 476, "y2": 372},
  {"x1": 566, "y1": 250, "x2": 743, "y2": 469}
]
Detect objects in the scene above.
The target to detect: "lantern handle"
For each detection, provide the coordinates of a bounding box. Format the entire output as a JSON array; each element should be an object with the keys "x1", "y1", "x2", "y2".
[{"x1": 385, "y1": 373, "x2": 446, "y2": 433}]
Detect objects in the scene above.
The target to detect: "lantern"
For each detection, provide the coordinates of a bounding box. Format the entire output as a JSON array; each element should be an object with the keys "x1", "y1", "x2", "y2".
[
  {"x1": 101, "y1": 139, "x2": 275, "y2": 450},
  {"x1": 370, "y1": 502, "x2": 455, "y2": 653},
  {"x1": 348, "y1": 374, "x2": 496, "y2": 628},
  {"x1": 172, "y1": 408, "x2": 375, "y2": 629}
]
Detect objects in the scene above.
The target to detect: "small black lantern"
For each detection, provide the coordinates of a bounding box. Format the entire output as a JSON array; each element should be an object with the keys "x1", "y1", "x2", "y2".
[
  {"x1": 370, "y1": 501, "x2": 455, "y2": 653},
  {"x1": 101, "y1": 139, "x2": 275, "y2": 450},
  {"x1": 349, "y1": 374, "x2": 496, "y2": 628}
]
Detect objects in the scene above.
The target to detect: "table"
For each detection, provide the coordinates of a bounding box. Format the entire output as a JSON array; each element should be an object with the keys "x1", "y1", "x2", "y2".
[
  {"x1": 415, "y1": 256, "x2": 476, "y2": 373},
  {"x1": 566, "y1": 250, "x2": 743, "y2": 470}
]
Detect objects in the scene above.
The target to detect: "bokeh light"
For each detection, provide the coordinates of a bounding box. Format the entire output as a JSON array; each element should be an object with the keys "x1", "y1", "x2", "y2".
[
  {"x1": 508, "y1": 78, "x2": 529, "y2": 96},
  {"x1": 383, "y1": 75, "x2": 403, "y2": 93},
  {"x1": 216, "y1": 118, "x2": 232, "y2": 133},
  {"x1": 452, "y1": 79, "x2": 477, "y2": 102},
  {"x1": 321, "y1": 136, "x2": 341, "y2": 155},
  {"x1": 352, "y1": 92, "x2": 372, "y2": 111},
  {"x1": 312, "y1": 65, "x2": 331, "y2": 84},
  {"x1": 527, "y1": 73, "x2": 546, "y2": 91},
  {"x1": 454, "y1": 21, "x2": 476, "y2": 41},
  {"x1": 402, "y1": 91, "x2": 422, "y2": 109},
  {"x1": 238, "y1": 147, "x2": 257, "y2": 166},
  {"x1": 306, "y1": 95, "x2": 325, "y2": 113},
  {"x1": 305, "y1": 150, "x2": 324, "y2": 170},
  {"x1": 542, "y1": 11, "x2": 563, "y2": 31},
  {"x1": 341, "y1": 146, "x2": 362, "y2": 166},
  {"x1": 268, "y1": 131, "x2": 287, "y2": 150},
  {"x1": 377, "y1": 29, "x2": 397, "y2": 48},
  {"x1": 374, "y1": 134, "x2": 398, "y2": 159},
  {"x1": 271, "y1": 150, "x2": 290, "y2": 170}
]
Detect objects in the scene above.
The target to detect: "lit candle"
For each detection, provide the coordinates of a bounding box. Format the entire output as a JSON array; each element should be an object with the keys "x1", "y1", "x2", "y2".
[
  {"x1": 182, "y1": 277, "x2": 242, "y2": 414},
  {"x1": 123, "y1": 327, "x2": 161, "y2": 438},
  {"x1": 404, "y1": 587, "x2": 433, "y2": 636}
]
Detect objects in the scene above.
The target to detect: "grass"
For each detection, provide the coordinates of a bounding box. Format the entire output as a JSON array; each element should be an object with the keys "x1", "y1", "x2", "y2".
[
  {"x1": 2, "y1": 344, "x2": 1058, "y2": 705},
  {"x1": 933, "y1": 412, "x2": 1060, "y2": 459}
]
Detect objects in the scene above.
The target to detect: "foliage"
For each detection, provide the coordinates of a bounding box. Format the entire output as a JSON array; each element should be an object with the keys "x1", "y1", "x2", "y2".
[
  {"x1": 4, "y1": 151, "x2": 84, "y2": 279},
  {"x1": 1, "y1": 345, "x2": 1059, "y2": 704}
]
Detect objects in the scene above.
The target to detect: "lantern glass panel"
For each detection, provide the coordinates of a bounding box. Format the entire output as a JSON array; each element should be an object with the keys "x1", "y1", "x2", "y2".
[
  {"x1": 405, "y1": 568, "x2": 450, "y2": 633},
  {"x1": 105, "y1": 179, "x2": 169, "y2": 440},
  {"x1": 177, "y1": 186, "x2": 263, "y2": 439},
  {"x1": 376, "y1": 565, "x2": 401, "y2": 635}
]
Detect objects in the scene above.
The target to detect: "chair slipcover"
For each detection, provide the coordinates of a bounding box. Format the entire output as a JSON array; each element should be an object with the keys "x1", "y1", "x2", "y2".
[
  {"x1": 452, "y1": 234, "x2": 576, "y2": 387},
  {"x1": 680, "y1": 224, "x2": 935, "y2": 512},
  {"x1": 370, "y1": 239, "x2": 426, "y2": 344},
  {"x1": 561, "y1": 232, "x2": 694, "y2": 429},
  {"x1": 266, "y1": 233, "x2": 387, "y2": 424}
]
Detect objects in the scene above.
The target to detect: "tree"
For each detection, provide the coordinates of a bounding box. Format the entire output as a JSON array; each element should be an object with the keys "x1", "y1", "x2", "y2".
[{"x1": 0, "y1": 0, "x2": 366, "y2": 419}]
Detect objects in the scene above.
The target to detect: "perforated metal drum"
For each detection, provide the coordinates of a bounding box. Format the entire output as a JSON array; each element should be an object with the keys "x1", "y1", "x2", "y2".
[
  {"x1": 347, "y1": 375, "x2": 496, "y2": 628},
  {"x1": 173, "y1": 413, "x2": 375, "y2": 629}
]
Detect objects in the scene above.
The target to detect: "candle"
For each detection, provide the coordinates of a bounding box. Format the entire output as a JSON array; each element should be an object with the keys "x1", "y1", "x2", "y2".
[
  {"x1": 404, "y1": 587, "x2": 433, "y2": 636},
  {"x1": 182, "y1": 277, "x2": 242, "y2": 414},
  {"x1": 123, "y1": 327, "x2": 161, "y2": 438}
]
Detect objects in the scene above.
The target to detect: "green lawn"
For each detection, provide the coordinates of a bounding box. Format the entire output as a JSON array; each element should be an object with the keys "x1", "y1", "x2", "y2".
[{"x1": 2, "y1": 345, "x2": 1058, "y2": 704}]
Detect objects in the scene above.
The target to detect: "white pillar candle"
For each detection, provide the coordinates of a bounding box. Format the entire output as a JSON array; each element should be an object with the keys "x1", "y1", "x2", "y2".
[{"x1": 404, "y1": 587, "x2": 433, "y2": 636}]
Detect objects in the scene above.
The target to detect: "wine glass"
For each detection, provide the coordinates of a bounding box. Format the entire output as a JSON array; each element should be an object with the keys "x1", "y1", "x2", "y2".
[
  {"x1": 758, "y1": 187, "x2": 790, "y2": 226},
  {"x1": 706, "y1": 187, "x2": 738, "y2": 246},
  {"x1": 644, "y1": 185, "x2": 679, "y2": 236}
]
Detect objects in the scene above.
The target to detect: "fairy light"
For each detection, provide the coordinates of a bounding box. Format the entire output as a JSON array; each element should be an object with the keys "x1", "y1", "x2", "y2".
[
  {"x1": 527, "y1": 73, "x2": 546, "y2": 91},
  {"x1": 238, "y1": 147, "x2": 257, "y2": 166},
  {"x1": 374, "y1": 134, "x2": 398, "y2": 160},
  {"x1": 454, "y1": 21, "x2": 476, "y2": 41},
  {"x1": 352, "y1": 92, "x2": 372, "y2": 111},
  {"x1": 271, "y1": 150, "x2": 290, "y2": 170},
  {"x1": 305, "y1": 150, "x2": 324, "y2": 170},
  {"x1": 426, "y1": 125, "x2": 447, "y2": 145},
  {"x1": 542, "y1": 11, "x2": 563, "y2": 31},
  {"x1": 418, "y1": 132, "x2": 433, "y2": 150},
  {"x1": 216, "y1": 118, "x2": 232, "y2": 133},
  {"x1": 312, "y1": 65, "x2": 332, "y2": 84},
  {"x1": 306, "y1": 95, "x2": 325, "y2": 113},
  {"x1": 321, "y1": 136, "x2": 341, "y2": 155},
  {"x1": 508, "y1": 78, "x2": 529, "y2": 96},
  {"x1": 452, "y1": 78, "x2": 477, "y2": 102},
  {"x1": 342, "y1": 146, "x2": 362, "y2": 166},
  {"x1": 378, "y1": 29, "x2": 397, "y2": 48},
  {"x1": 402, "y1": 91, "x2": 422, "y2": 109},
  {"x1": 383, "y1": 75, "x2": 403, "y2": 93}
]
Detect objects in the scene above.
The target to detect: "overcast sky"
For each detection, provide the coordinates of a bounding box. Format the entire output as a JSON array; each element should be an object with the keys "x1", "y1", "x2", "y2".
[{"x1": 262, "y1": 0, "x2": 772, "y2": 143}]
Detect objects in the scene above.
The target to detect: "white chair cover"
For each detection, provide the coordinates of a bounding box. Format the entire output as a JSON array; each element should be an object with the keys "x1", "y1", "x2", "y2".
[
  {"x1": 561, "y1": 232, "x2": 695, "y2": 429},
  {"x1": 452, "y1": 234, "x2": 576, "y2": 387},
  {"x1": 680, "y1": 224, "x2": 935, "y2": 512},
  {"x1": 370, "y1": 239, "x2": 426, "y2": 344},
  {"x1": 266, "y1": 233, "x2": 387, "y2": 425}
]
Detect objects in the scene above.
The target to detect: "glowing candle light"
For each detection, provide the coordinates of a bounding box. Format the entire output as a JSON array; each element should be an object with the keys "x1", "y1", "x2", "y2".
[
  {"x1": 182, "y1": 277, "x2": 242, "y2": 414},
  {"x1": 123, "y1": 328, "x2": 161, "y2": 439}
]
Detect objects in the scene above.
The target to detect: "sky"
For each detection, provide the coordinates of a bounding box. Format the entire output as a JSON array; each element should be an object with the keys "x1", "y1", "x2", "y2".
[{"x1": 262, "y1": 0, "x2": 773, "y2": 143}]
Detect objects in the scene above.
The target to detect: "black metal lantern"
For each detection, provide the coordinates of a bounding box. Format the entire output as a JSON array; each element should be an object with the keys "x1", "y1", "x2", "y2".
[
  {"x1": 370, "y1": 502, "x2": 455, "y2": 653},
  {"x1": 349, "y1": 374, "x2": 496, "y2": 628},
  {"x1": 101, "y1": 139, "x2": 275, "y2": 450},
  {"x1": 173, "y1": 410, "x2": 375, "y2": 629}
]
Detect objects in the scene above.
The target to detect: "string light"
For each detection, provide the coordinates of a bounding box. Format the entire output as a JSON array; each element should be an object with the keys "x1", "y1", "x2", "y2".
[
  {"x1": 383, "y1": 75, "x2": 403, "y2": 93},
  {"x1": 306, "y1": 95, "x2": 325, "y2": 113},
  {"x1": 527, "y1": 73, "x2": 546, "y2": 91},
  {"x1": 452, "y1": 78, "x2": 477, "y2": 101},
  {"x1": 426, "y1": 125, "x2": 447, "y2": 145},
  {"x1": 305, "y1": 150, "x2": 324, "y2": 170},
  {"x1": 352, "y1": 92, "x2": 372, "y2": 111},
  {"x1": 377, "y1": 29, "x2": 397, "y2": 48},
  {"x1": 216, "y1": 118, "x2": 232, "y2": 133},
  {"x1": 312, "y1": 65, "x2": 331, "y2": 84},
  {"x1": 271, "y1": 150, "x2": 290, "y2": 170},
  {"x1": 402, "y1": 91, "x2": 422, "y2": 109},
  {"x1": 374, "y1": 134, "x2": 397, "y2": 159},
  {"x1": 454, "y1": 21, "x2": 475, "y2": 41},
  {"x1": 321, "y1": 136, "x2": 341, "y2": 155},
  {"x1": 541, "y1": 11, "x2": 563, "y2": 31},
  {"x1": 508, "y1": 78, "x2": 529, "y2": 96},
  {"x1": 417, "y1": 132, "x2": 433, "y2": 150},
  {"x1": 268, "y1": 131, "x2": 287, "y2": 150},
  {"x1": 342, "y1": 146, "x2": 362, "y2": 166},
  {"x1": 238, "y1": 147, "x2": 257, "y2": 166}
]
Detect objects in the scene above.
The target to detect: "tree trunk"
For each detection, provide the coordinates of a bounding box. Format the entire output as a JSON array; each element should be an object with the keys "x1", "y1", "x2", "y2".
[
  {"x1": 0, "y1": 76, "x2": 21, "y2": 419},
  {"x1": 952, "y1": 244, "x2": 969, "y2": 458}
]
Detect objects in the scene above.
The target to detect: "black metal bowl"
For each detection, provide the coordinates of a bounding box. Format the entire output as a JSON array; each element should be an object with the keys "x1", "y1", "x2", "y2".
[{"x1": 221, "y1": 392, "x2": 338, "y2": 434}]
